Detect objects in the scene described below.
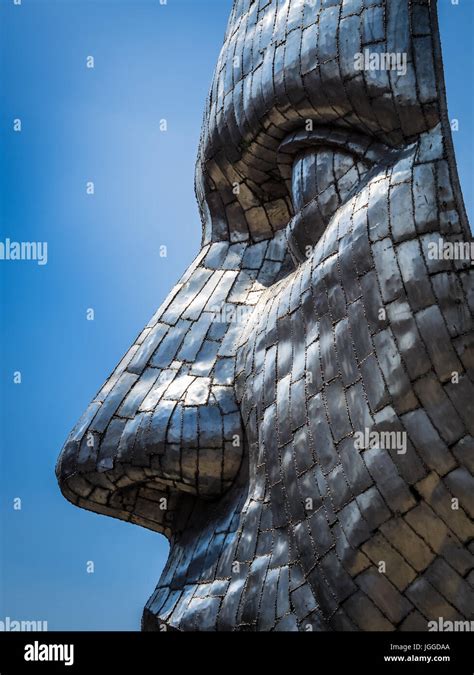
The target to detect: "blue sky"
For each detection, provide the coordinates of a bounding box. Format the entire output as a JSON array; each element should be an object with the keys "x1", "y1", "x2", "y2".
[{"x1": 0, "y1": 0, "x2": 473, "y2": 630}]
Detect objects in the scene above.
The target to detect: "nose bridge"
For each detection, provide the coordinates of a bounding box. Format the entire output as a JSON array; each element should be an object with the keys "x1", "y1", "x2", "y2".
[{"x1": 56, "y1": 237, "x2": 288, "y2": 534}]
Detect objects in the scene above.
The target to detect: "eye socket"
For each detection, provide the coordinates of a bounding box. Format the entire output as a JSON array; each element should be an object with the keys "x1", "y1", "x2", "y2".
[
  {"x1": 277, "y1": 126, "x2": 389, "y2": 206},
  {"x1": 276, "y1": 126, "x2": 390, "y2": 264}
]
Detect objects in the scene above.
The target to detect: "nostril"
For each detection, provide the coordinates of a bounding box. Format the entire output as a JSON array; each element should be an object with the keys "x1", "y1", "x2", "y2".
[{"x1": 56, "y1": 442, "x2": 94, "y2": 505}]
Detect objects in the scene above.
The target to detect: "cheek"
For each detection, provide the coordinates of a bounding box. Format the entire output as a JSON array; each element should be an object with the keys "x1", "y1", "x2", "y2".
[{"x1": 236, "y1": 281, "x2": 293, "y2": 466}]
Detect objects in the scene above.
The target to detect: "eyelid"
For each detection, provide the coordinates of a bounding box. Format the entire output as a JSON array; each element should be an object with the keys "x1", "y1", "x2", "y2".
[
  {"x1": 279, "y1": 127, "x2": 392, "y2": 266},
  {"x1": 277, "y1": 125, "x2": 390, "y2": 184}
]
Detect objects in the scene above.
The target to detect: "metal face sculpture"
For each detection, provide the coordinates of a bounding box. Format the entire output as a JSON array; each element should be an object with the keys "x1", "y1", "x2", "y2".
[{"x1": 57, "y1": 0, "x2": 474, "y2": 631}]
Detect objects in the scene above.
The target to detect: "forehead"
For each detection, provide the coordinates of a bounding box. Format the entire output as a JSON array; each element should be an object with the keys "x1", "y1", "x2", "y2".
[
  {"x1": 209, "y1": 0, "x2": 439, "y2": 143},
  {"x1": 196, "y1": 0, "x2": 441, "y2": 243}
]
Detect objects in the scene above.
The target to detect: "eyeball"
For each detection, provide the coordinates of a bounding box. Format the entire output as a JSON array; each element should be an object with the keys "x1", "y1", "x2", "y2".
[{"x1": 277, "y1": 126, "x2": 393, "y2": 263}]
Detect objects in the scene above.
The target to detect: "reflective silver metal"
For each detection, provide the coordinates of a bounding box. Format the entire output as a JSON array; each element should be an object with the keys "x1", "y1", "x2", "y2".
[{"x1": 57, "y1": 0, "x2": 474, "y2": 631}]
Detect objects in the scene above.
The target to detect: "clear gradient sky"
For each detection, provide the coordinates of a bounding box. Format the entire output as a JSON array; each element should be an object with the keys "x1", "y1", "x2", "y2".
[{"x1": 1, "y1": 0, "x2": 473, "y2": 631}]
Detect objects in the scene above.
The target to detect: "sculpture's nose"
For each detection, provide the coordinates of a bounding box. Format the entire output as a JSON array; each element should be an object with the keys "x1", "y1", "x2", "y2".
[{"x1": 56, "y1": 239, "x2": 267, "y2": 536}]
